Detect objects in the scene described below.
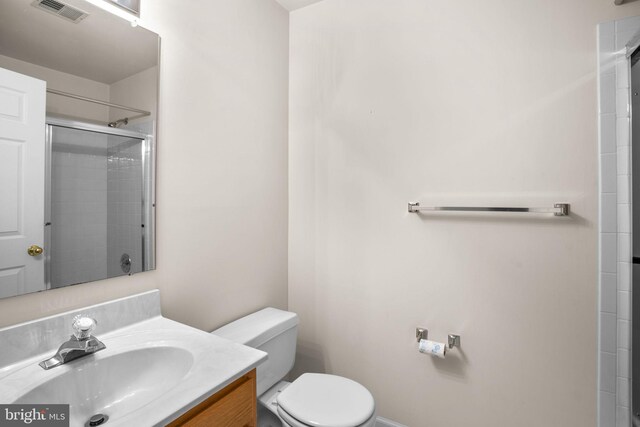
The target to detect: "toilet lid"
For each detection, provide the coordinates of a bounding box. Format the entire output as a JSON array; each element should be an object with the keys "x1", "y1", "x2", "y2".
[{"x1": 277, "y1": 373, "x2": 375, "y2": 427}]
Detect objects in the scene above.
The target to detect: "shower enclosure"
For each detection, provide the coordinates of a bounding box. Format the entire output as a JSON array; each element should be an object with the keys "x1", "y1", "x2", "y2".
[
  {"x1": 45, "y1": 118, "x2": 154, "y2": 289},
  {"x1": 634, "y1": 45, "x2": 640, "y2": 426}
]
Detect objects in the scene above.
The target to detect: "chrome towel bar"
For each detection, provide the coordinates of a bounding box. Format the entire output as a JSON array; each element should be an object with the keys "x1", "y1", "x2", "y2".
[{"x1": 408, "y1": 202, "x2": 569, "y2": 216}]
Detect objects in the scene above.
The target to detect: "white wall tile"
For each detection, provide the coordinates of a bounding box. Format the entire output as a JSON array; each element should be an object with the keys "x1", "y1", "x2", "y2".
[
  {"x1": 602, "y1": 273, "x2": 617, "y2": 313},
  {"x1": 599, "y1": 23, "x2": 616, "y2": 75},
  {"x1": 618, "y1": 319, "x2": 630, "y2": 350},
  {"x1": 601, "y1": 391, "x2": 616, "y2": 427},
  {"x1": 616, "y1": 405, "x2": 630, "y2": 427},
  {"x1": 602, "y1": 153, "x2": 617, "y2": 193},
  {"x1": 617, "y1": 117, "x2": 630, "y2": 147},
  {"x1": 615, "y1": 88, "x2": 629, "y2": 118},
  {"x1": 617, "y1": 146, "x2": 630, "y2": 175},
  {"x1": 602, "y1": 313, "x2": 618, "y2": 353},
  {"x1": 601, "y1": 114, "x2": 617, "y2": 154},
  {"x1": 617, "y1": 233, "x2": 631, "y2": 263},
  {"x1": 617, "y1": 377, "x2": 630, "y2": 407},
  {"x1": 599, "y1": 21, "x2": 615, "y2": 43},
  {"x1": 601, "y1": 351, "x2": 618, "y2": 393},
  {"x1": 618, "y1": 349, "x2": 630, "y2": 378},
  {"x1": 617, "y1": 262, "x2": 631, "y2": 292},
  {"x1": 615, "y1": 16, "x2": 640, "y2": 34},
  {"x1": 602, "y1": 194, "x2": 617, "y2": 233},
  {"x1": 602, "y1": 233, "x2": 618, "y2": 273},
  {"x1": 601, "y1": 74, "x2": 617, "y2": 114},
  {"x1": 600, "y1": 49, "x2": 616, "y2": 76},
  {"x1": 616, "y1": 29, "x2": 639, "y2": 50},
  {"x1": 617, "y1": 61, "x2": 630, "y2": 89},
  {"x1": 617, "y1": 176, "x2": 630, "y2": 204},
  {"x1": 617, "y1": 203, "x2": 631, "y2": 233},
  {"x1": 617, "y1": 291, "x2": 631, "y2": 321}
]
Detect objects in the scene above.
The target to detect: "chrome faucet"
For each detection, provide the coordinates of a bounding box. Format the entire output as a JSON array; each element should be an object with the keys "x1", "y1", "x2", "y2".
[{"x1": 39, "y1": 315, "x2": 106, "y2": 370}]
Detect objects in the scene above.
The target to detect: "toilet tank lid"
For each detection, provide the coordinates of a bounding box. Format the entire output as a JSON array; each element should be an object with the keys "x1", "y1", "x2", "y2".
[{"x1": 212, "y1": 308, "x2": 299, "y2": 348}]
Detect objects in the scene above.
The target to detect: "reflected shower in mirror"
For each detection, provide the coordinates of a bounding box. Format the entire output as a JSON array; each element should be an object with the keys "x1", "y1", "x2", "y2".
[{"x1": 47, "y1": 121, "x2": 154, "y2": 289}]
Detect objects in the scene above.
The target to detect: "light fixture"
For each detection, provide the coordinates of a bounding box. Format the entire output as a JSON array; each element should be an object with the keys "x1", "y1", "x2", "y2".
[{"x1": 83, "y1": 0, "x2": 139, "y2": 26}]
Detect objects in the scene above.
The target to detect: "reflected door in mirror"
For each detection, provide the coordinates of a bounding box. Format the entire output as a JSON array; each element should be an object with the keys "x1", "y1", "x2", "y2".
[{"x1": 0, "y1": 68, "x2": 46, "y2": 298}]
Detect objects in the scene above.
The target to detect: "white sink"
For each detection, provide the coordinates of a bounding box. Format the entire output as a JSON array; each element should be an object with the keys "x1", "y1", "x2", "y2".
[
  {"x1": 0, "y1": 316, "x2": 267, "y2": 426},
  {"x1": 15, "y1": 346, "x2": 193, "y2": 425}
]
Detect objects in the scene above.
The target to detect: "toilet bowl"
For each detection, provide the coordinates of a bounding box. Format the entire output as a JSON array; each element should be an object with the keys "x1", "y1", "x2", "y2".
[{"x1": 211, "y1": 308, "x2": 376, "y2": 427}]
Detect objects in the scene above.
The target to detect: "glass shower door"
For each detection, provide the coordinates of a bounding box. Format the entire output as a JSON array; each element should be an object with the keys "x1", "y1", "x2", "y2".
[{"x1": 47, "y1": 124, "x2": 147, "y2": 289}]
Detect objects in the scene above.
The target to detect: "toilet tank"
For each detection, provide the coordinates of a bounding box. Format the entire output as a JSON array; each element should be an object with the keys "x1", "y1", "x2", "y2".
[{"x1": 211, "y1": 308, "x2": 298, "y2": 396}]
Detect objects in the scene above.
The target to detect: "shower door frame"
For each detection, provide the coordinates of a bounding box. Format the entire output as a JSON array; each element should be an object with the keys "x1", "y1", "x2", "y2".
[{"x1": 44, "y1": 116, "x2": 155, "y2": 290}]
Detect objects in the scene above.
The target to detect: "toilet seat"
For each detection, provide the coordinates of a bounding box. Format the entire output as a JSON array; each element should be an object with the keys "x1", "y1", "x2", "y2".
[{"x1": 276, "y1": 373, "x2": 376, "y2": 427}]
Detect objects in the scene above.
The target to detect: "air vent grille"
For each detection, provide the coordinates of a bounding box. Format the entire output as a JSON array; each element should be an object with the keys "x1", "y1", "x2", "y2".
[
  {"x1": 31, "y1": 0, "x2": 89, "y2": 23},
  {"x1": 40, "y1": 0, "x2": 64, "y2": 11}
]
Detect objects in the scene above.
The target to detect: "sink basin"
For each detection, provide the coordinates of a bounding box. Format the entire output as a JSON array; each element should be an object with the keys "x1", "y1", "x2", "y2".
[{"x1": 14, "y1": 346, "x2": 193, "y2": 426}]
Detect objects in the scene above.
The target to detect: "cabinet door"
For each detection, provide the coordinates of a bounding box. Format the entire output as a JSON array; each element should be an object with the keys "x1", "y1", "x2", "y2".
[{"x1": 168, "y1": 369, "x2": 257, "y2": 427}]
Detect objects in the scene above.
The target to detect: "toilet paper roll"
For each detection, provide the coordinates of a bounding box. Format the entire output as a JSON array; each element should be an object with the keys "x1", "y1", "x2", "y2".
[{"x1": 418, "y1": 339, "x2": 446, "y2": 358}]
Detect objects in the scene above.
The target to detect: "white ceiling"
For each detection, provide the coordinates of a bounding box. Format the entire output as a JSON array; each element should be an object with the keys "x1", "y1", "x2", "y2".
[
  {"x1": 274, "y1": 0, "x2": 325, "y2": 11},
  {"x1": 0, "y1": 0, "x2": 158, "y2": 84}
]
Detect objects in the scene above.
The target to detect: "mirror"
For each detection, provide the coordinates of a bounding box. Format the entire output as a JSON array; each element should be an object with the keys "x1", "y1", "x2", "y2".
[
  {"x1": 0, "y1": 0, "x2": 158, "y2": 298},
  {"x1": 105, "y1": 0, "x2": 140, "y2": 16}
]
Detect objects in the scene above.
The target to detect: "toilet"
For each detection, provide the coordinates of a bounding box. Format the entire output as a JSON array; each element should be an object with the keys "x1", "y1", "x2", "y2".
[{"x1": 211, "y1": 308, "x2": 376, "y2": 427}]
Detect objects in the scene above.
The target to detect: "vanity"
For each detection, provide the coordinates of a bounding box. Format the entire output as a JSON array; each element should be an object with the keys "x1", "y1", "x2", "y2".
[
  {"x1": 0, "y1": 290, "x2": 267, "y2": 426},
  {"x1": 167, "y1": 369, "x2": 257, "y2": 426}
]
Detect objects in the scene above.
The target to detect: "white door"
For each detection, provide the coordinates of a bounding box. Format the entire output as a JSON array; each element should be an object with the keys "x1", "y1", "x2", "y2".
[{"x1": 0, "y1": 67, "x2": 46, "y2": 298}]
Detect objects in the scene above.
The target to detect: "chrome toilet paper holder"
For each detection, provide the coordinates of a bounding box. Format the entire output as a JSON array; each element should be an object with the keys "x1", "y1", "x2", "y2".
[
  {"x1": 416, "y1": 327, "x2": 461, "y2": 349},
  {"x1": 416, "y1": 327, "x2": 428, "y2": 342},
  {"x1": 447, "y1": 334, "x2": 460, "y2": 349}
]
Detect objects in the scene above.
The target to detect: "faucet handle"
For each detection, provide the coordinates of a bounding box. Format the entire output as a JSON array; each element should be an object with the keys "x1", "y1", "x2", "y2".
[{"x1": 72, "y1": 315, "x2": 97, "y2": 340}]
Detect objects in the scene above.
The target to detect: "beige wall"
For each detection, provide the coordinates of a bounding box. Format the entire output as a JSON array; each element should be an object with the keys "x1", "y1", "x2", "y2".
[
  {"x1": 109, "y1": 66, "x2": 158, "y2": 122},
  {"x1": 288, "y1": 1, "x2": 640, "y2": 426},
  {"x1": 5, "y1": 0, "x2": 640, "y2": 424},
  {"x1": 0, "y1": 0, "x2": 289, "y2": 333},
  {"x1": 0, "y1": 54, "x2": 110, "y2": 122}
]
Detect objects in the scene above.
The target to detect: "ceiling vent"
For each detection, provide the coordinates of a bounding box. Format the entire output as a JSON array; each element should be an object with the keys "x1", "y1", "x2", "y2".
[{"x1": 31, "y1": 0, "x2": 89, "y2": 23}]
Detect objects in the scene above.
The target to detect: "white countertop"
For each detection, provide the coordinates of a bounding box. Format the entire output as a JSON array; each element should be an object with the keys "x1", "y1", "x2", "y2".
[{"x1": 0, "y1": 291, "x2": 267, "y2": 426}]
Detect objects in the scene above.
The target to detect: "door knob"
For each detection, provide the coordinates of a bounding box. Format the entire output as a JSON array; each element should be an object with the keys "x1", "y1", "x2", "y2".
[{"x1": 27, "y1": 245, "x2": 43, "y2": 256}]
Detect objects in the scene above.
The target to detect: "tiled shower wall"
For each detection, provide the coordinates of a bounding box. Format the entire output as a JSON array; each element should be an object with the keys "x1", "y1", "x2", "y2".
[
  {"x1": 50, "y1": 127, "x2": 108, "y2": 288},
  {"x1": 598, "y1": 17, "x2": 637, "y2": 427},
  {"x1": 106, "y1": 135, "x2": 143, "y2": 277},
  {"x1": 50, "y1": 127, "x2": 145, "y2": 287}
]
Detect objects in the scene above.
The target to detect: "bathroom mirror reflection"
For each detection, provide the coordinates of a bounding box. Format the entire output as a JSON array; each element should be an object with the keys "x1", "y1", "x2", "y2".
[{"x1": 0, "y1": 0, "x2": 159, "y2": 299}]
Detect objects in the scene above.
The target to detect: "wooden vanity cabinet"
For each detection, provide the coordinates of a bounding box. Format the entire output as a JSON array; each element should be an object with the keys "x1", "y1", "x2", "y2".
[{"x1": 168, "y1": 369, "x2": 257, "y2": 427}]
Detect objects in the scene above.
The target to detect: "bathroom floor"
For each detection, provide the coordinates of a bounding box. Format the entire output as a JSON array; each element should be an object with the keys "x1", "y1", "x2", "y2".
[{"x1": 258, "y1": 404, "x2": 282, "y2": 427}]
